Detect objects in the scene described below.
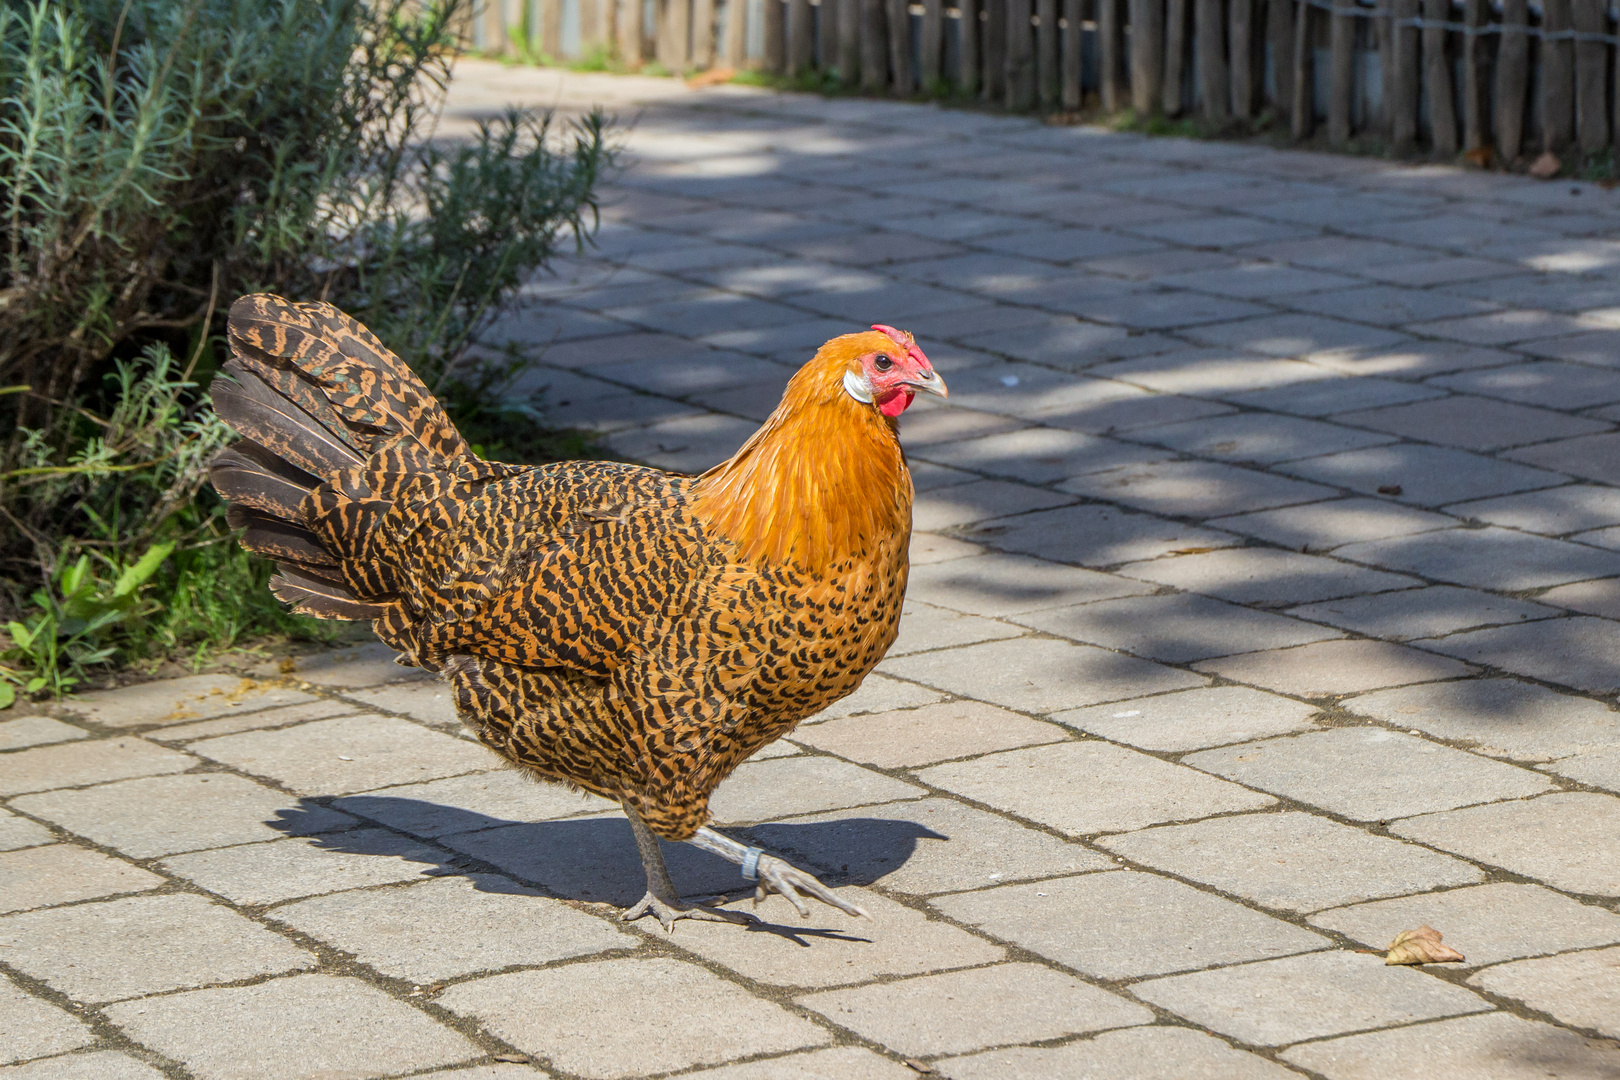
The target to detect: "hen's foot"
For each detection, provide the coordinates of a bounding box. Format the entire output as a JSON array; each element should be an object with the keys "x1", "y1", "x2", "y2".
[
  {"x1": 622, "y1": 891, "x2": 757, "y2": 933},
  {"x1": 752, "y1": 853, "x2": 869, "y2": 920}
]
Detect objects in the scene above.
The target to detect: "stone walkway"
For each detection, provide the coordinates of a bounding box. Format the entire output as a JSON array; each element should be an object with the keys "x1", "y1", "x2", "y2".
[{"x1": 7, "y1": 63, "x2": 1620, "y2": 1080}]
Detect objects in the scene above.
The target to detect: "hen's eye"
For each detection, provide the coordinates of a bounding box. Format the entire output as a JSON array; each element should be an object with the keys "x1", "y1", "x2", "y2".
[{"x1": 873, "y1": 354, "x2": 893, "y2": 372}]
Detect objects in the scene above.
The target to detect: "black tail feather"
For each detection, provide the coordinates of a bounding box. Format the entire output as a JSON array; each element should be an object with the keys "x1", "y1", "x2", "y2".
[
  {"x1": 270, "y1": 567, "x2": 389, "y2": 620},
  {"x1": 211, "y1": 364, "x2": 365, "y2": 479},
  {"x1": 209, "y1": 443, "x2": 318, "y2": 521}
]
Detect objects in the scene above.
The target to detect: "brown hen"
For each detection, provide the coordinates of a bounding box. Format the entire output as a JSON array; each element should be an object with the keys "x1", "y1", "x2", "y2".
[{"x1": 209, "y1": 294, "x2": 946, "y2": 928}]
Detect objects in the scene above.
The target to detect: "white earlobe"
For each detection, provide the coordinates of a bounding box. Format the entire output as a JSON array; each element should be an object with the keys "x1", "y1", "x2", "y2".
[{"x1": 843, "y1": 369, "x2": 874, "y2": 404}]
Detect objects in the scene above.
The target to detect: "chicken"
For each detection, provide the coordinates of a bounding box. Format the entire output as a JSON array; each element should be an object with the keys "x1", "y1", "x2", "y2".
[{"x1": 208, "y1": 294, "x2": 947, "y2": 929}]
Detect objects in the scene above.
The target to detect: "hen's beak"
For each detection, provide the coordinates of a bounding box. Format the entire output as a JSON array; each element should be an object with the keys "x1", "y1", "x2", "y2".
[{"x1": 905, "y1": 368, "x2": 949, "y2": 398}]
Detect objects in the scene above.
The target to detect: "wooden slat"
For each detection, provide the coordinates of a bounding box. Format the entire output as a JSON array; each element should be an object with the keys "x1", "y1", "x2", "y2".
[
  {"x1": 1196, "y1": 0, "x2": 1228, "y2": 119},
  {"x1": 790, "y1": 0, "x2": 814, "y2": 73},
  {"x1": 1291, "y1": 0, "x2": 1314, "y2": 138},
  {"x1": 1542, "y1": 0, "x2": 1575, "y2": 152},
  {"x1": 1376, "y1": 3, "x2": 1393, "y2": 134},
  {"x1": 888, "y1": 0, "x2": 914, "y2": 93},
  {"x1": 983, "y1": 0, "x2": 1006, "y2": 100},
  {"x1": 543, "y1": 0, "x2": 564, "y2": 60},
  {"x1": 1422, "y1": 0, "x2": 1457, "y2": 153},
  {"x1": 1134, "y1": 0, "x2": 1166, "y2": 114},
  {"x1": 1389, "y1": 0, "x2": 1419, "y2": 148},
  {"x1": 821, "y1": 0, "x2": 841, "y2": 70},
  {"x1": 621, "y1": 0, "x2": 645, "y2": 65},
  {"x1": 1061, "y1": 0, "x2": 1082, "y2": 107},
  {"x1": 580, "y1": 0, "x2": 600, "y2": 53},
  {"x1": 693, "y1": 0, "x2": 716, "y2": 67},
  {"x1": 959, "y1": 0, "x2": 981, "y2": 92},
  {"x1": 1165, "y1": 0, "x2": 1191, "y2": 114},
  {"x1": 1461, "y1": 0, "x2": 1487, "y2": 151},
  {"x1": 1574, "y1": 0, "x2": 1608, "y2": 152},
  {"x1": 862, "y1": 0, "x2": 888, "y2": 89},
  {"x1": 1328, "y1": 0, "x2": 1353, "y2": 144},
  {"x1": 839, "y1": 0, "x2": 861, "y2": 79},
  {"x1": 601, "y1": 0, "x2": 620, "y2": 60},
  {"x1": 1007, "y1": 0, "x2": 1036, "y2": 107},
  {"x1": 1038, "y1": 0, "x2": 1059, "y2": 106},
  {"x1": 764, "y1": 0, "x2": 786, "y2": 72},
  {"x1": 481, "y1": 0, "x2": 506, "y2": 54},
  {"x1": 1229, "y1": 0, "x2": 1255, "y2": 120},
  {"x1": 922, "y1": 0, "x2": 944, "y2": 85},
  {"x1": 1266, "y1": 0, "x2": 1293, "y2": 111},
  {"x1": 1100, "y1": 0, "x2": 1126, "y2": 110},
  {"x1": 723, "y1": 0, "x2": 747, "y2": 64},
  {"x1": 1494, "y1": 0, "x2": 1528, "y2": 160}
]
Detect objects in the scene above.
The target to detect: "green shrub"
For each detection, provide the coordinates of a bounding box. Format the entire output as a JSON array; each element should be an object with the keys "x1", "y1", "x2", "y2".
[{"x1": 0, "y1": 0, "x2": 611, "y2": 702}]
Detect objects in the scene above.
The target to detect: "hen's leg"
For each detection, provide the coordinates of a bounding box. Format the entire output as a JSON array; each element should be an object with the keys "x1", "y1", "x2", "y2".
[
  {"x1": 621, "y1": 803, "x2": 755, "y2": 932},
  {"x1": 687, "y1": 826, "x2": 869, "y2": 920}
]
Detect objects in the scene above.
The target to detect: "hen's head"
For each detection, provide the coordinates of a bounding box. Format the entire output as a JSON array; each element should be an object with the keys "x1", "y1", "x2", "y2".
[{"x1": 821, "y1": 324, "x2": 948, "y2": 418}]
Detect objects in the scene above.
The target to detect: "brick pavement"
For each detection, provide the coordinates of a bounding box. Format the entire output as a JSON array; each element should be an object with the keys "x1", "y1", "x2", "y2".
[{"x1": 6, "y1": 62, "x2": 1620, "y2": 1079}]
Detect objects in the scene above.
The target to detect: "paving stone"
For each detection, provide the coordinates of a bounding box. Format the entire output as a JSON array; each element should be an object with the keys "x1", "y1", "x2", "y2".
[
  {"x1": 1507, "y1": 431, "x2": 1620, "y2": 485},
  {"x1": 1337, "y1": 527, "x2": 1620, "y2": 590},
  {"x1": 791, "y1": 701, "x2": 1066, "y2": 768},
  {"x1": 911, "y1": 479, "x2": 1076, "y2": 531},
  {"x1": 1335, "y1": 395, "x2": 1609, "y2": 451},
  {"x1": 0, "y1": 738, "x2": 192, "y2": 797},
  {"x1": 938, "y1": 1025, "x2": 1304, "y2": 1080},
  {"x1": 159, "y1": 828, "x2": 444, "y2": 905},
  {"x1": 678, "y1": 1047, "x2": 915, "y2": 1080},
  {"x1": 1409, "y1": 308, "x2": 1588, "y2": 346},
  {"x1": 1287, "y1": 284, "x2": 1499, "y2": 326},
  {"x1": 887, "y1": 599, "x2": 1025, "y2": 657},
  {"x1": 1415, "y1": 616, "x2": 1620, "y2": 694},
  {"x1": 342, "y1": 683, "x2": 460, "y2": 728},
  {"x1": 1309, "y1": 340, "x2": 1520, "y2": 379},
  {"x1": 409, "y1": 1069, "x2": 546, "y2": 1080},
  {"x1": 0, "y1": 893, "x2": 311, "y2": 1001},
  {"x1": 270, "y1": 873, "x2": 632, "y2": 982},
  {"x1": 916, "y1": 428, "x2": 1170, "y2": 485},
  {"x1": 1134, "y1": 412, "x2": 1395, "y2": 464},
  {"x1": 1034, "y1": 383, "x2": 1235, "y2": 433},
  {"x1": 1280, "y1": 1011, "x2": 1620, "y2": 1080},
  {"x1": 882, "y1": 638, "x2": 1206, "y2": 713},
  {"x1": 145, "y1": 699, "x2": 359, "y2": 743},
  {"x1": 1193, "y1": 639, "x2": 1476, "y2": 697},
  {"x1": 277, "y1": 641, "x2": 432, "y2": 688},
  {"x1": 708, "y1": 755, "x2": 925, "y2": 822},
  {"x1": 1184, "y1": 312, "x2": 1414, "y2": 359},
  {"x1": 0, "y1": 717, "x2": 87, "y2": 752},
  {"x1": 800, "y1": 674, "x2": 946, "y2": 723},
  {"x1": 438, "y1": 959, "x2": 829, "y2": 1079},
  {"x1": 1101, "y1": 811, "x2": 1481, "y2": 913},
  {"x1": 1015, "y1": 592, "x2": 1342, "y2": 662},
  {"x1": 931, "y1": 871, "x2": 1326, "y2": 979},
  {"x1": 1447, "y1": 484, "x2": 1620, "y2": 534},
  {"x1": 1052, "y1": 686, "x2": 1321, "y2": 751},
  {"x1": 1541, "y1": 576, "x2": 1620, "y2": 618},
  {"x1": 11, "y1": 774, "x2": 355, "y2": 858},
  {"x1": 0, "y1": 808, "x2": 52, "y2": 852},
  {"x1": 1226, "y1": 374, "x2": 1446, "y2": 417},
  {"x1": 0, "y1": 843, "x2": 163, "y2": 915},
  {"x1": 0, "y1": 976, "x2": 94, "y2": 1065},
  {"x1": 1310, "y1": 882, "x2": 1620, "y2": 967},
  {"x1": 1429, "y1": 358, "x2": 1620, "y2": 409},
  {"x1": 1061, "y1": 459, "x2": 1338, "y2": 518},
  {"x1": 1471, "y1": 946, "x2": 1620, "y2": 1038},
  {"x1": 1209, "y1": 497, "x2": 1457, "y2": 552},
  {"x1": 747, "y1": 797, "x2": 1112, "y2": 895},
  {"x1": 798, "y1": 962, "x2": 1150, "y2": 1057},
  {"x1": 1343, "y1": 678, "x2": 1620, "y2": 761},
  {"x1": 1290, "y1": 586, "x2": 1558, "y2": 642},
  {"x1": 333, "y1": 770, "x2": 612, "y2": 838},
  {"x1": 104, "y1": 974, "x2": 477, "y2": 1080},
  {"x1": 1117, "y1": 547, "x2": 1421, "y2": 606},
  {"x1": 187, "y1": 714, "x2": 492, "y2": 795},
  {"x1": 904, "y1": 553, "x2": 1154, "y2": 617},
  {"x1": 963, "y1": 503, "x2": 1241, "y2": 568},
  {"x1": 1091, "y1": 347, "x2": 1333, "y2": 398},
  {"x1": 0, "y1": 1053, "x2": 166, "y2": 1080},
  {"x1": 1133, "y1": 950, "x2": 1490, "y2": 1046},
  {"x1": 908, "y1": 531, "x2": 985, "y2": 565},
  {"x1": 919, "y1": 740, "x2": 1272, "y2": 835},
  {"x1": 1548, "y1": 746, "x2": 1620, "y2": 793},
  {"x1": 1187, "y1": 728, "x2": 1553, "y2": 820},
  {"x1": 67, "y1": 674, "x2": 314, "y2": 728},
  {"x1": 1391, "y1": 792, "x2": 1620, "y2": 896},
  {"x1": 1278, "y1": 444, "x2": 1565, "y2": 507}
]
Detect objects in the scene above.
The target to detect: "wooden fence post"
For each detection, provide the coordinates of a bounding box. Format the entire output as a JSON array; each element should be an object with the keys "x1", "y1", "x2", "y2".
[
  {"x1": 1166, "y1": 0, "x2": 1192, "y2": 114},
  {"x1": 693, "y1": 0, "x2": 717, "y2": 66},
  {"x1": 1038, "y1": 0, "x2": 1059, "y2": 106},
  {"x1": 983, "y1": 0, "x2": 1006, "y2": 100},
  {"x1": 1007, "y1": 0, "x2": 1036, "y2": 107},
  {"x1": 1196, "y1": 0, "x2": 1229, "y2": 119},
  {"x1": 723, "y1": 0, "x2": 747, "y2": 64},
  {"x1": 1573, "y1": 0, "x2": 1608, "y2": 152},
  {"x1": 1100, "y1": 0, "x2": 1126, "y2": 110},
  {"x1": 1291, "y1": 0, "x2": 1314, "y2": 138},
  {"x1": 621, "y1": 0, "x2": 645, "y2": 64},
  {"x1": 1061, "y1": 0, "x2": 1080, "y2": 106},
  {"x1": 1422, "y1": 0, "x2": 1458, "y2": 153},
  {"x1": 790, "y1": 0, "x2": 814, "y2": 73},
  {"x1": 581, "y1": 0, "x2": 600, "y2": 54},
  {"x1": 1266, "y1": 0, "x2": 1292, "y2": 111},
  {"x1": 839, "y1": 0, "x2": 862, "y2": 78},
  {"x1": 1461, "y1": 0, "x2": 1487, "y2": 151},
  {"x1": 821, "y1": 0, "x2": 841, "y2": 69},
  {"x1": 542, "y1": 0, "x2": 564, "y2": 58},
  {"x1": 1494, "y1": 0, "x2": 1528, "y2": 160},
  {"x1": 1542, "y1": 0, "x2": 1575, "y2": 152},
  {"x1": 923, "y1": 0, "x2": 945, "y2": 86},
  {"x1": 764, "y1": 0, "x2": 786, "y2": 71},
  {"x1": 1389, "y1": 0, "x2": 1418, "y2": 148},
  {"x1": 959, "y1": 0, "x2": 981, "y2": 92},
  {"x1": 887, "y1": 0, "x2": 914, "y2": 92},
  {"x1": 481, "y1": 0, "x2": 507, "y2": 53},
  {"x1": 862, "y1": 0, "x2": 888, "y2": 88},
  {"x1": 1328, "y1": 0, "x2": 1353, "y2": 144},
  {"x1": 1230, "y1": 0, "x2": 1255, "y2": 119},
  {"x1": 1133, "y1": 0, "x2": 1166, "y2": 114}
]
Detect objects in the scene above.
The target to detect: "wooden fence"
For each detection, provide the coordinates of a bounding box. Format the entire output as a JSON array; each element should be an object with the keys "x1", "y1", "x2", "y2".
[{"x1": 470, "y1": 0, "x2": 1620, "y2": 161}]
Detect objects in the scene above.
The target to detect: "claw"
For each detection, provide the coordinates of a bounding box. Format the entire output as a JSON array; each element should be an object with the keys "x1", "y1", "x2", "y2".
[
  {"x1": 623, "y1": 890, "x2": 757, "y2": 933},
  {"x1": 753, "y1": 853, "x2": 869, "y2": 920}
]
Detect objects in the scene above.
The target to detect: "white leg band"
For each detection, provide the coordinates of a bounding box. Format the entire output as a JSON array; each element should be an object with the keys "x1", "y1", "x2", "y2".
[{"x1": 740, "y1": 847, "x2": 764, "y2": 881}]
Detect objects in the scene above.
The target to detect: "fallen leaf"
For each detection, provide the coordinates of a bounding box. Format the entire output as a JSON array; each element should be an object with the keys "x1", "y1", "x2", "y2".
[
  {"x1": 493, "y1": 1053, "x2": 531, "y2": 1063},
  {"x1": 279, "y1": 656, "x2": 297, "y2": 674},
  {"x1": 1463, "y1": 145, "x2": 1494, "y2": 168},
  {"x1": 1170, "y1": 546, "x2": 1217, "y2": 555},
  {"x1": 1386, "y1": 925, "x2": 1465, "y2": 965},
  {"x1": 1377, "y1": 484, "x2": 1403, "y2": 496},
  {"x1": 1529, "y1": 151, "x2": 1563, "y2": 179},
  {"x1": 904, "y1": 1061, "x2": 935, "y2": 1075},
  {"x1": 686, "y1": 67, "x2": 735, "y2": 87}
]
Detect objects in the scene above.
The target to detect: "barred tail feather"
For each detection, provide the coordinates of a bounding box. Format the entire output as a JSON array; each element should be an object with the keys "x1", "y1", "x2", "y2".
[{"x1": 270, "y1": 567, "x2": 390, "y2": 620}]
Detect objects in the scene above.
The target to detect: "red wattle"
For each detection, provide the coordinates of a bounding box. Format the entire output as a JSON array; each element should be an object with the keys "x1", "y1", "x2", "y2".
[{"x1": 880, "y1": 390, "x2": 914, "y2": 417}]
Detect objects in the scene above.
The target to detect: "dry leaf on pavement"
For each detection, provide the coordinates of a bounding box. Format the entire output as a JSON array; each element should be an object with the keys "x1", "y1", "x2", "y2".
[
  {"x1": 686, "y1": 67, "x2": 736, "y2": 88},
  {"x1": 1529, "y1": 151, "x2": 1563, "y2": 179},
  {"x1": 1386, "y1": 925, "x2": 1465, "y2": 965}
]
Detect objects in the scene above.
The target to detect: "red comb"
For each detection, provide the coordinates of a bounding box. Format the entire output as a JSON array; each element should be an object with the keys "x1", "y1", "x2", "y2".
[{"x1": 871, "y1": 324, "x2": 931, "y2": 368}]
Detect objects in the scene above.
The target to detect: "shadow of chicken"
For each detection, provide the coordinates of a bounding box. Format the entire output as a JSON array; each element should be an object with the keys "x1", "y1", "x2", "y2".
[{"x1": 208, "y1": 294, "x2": 946, "y2": 929}]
